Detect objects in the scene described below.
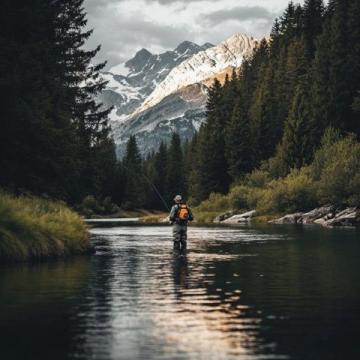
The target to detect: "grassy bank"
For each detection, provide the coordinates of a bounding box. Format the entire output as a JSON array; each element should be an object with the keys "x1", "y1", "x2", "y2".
[{"x1": 0, "y1": 194, "x2": 91, "y2": 262}]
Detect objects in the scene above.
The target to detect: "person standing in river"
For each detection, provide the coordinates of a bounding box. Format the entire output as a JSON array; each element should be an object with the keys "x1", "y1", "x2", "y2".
[{"x1": 169, "y1": 195, "x2": 193, "y2": 252}]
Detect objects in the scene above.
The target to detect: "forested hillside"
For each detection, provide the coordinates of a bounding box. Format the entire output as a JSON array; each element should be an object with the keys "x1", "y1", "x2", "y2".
[{"x1": 134, "y1": 0, "x2": 360, "y2": 213}]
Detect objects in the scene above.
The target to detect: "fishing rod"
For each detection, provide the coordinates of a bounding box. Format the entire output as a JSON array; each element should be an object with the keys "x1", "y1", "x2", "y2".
[
  {"x1": 122, "y1": 164, "x2": 170, "y2": 212},
  {"x1": 141, "y1": 173, "x2": 170, "y2": 212}
]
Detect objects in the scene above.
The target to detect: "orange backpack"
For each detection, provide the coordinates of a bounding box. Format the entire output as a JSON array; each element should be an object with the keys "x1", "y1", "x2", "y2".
[{"x1": 177, "y1": 204, "x2": 189, "y2": 221}]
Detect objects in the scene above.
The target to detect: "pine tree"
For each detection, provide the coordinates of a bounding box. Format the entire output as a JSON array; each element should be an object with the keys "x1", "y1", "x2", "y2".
[
  {"x1": 276, "y1": 36, "x2": 315, "y2": 170},
  {"x1": 279, "y1": 80, "x2": 313, "y2": 170},
  {"x1": 226, "y1": 102, "x2": 254, "y2": 179},
  {"x1": 53, "y1": 0, "x2": 114, "y2": 201},
  {"x1": 165, "y1": 133, "x2": 185, "y2": 204},
  {"x1": 92, "y1": 137, "x2": 119, "y2": 199},
  {"x1": 152, "y1": 142, "x2": 168, "y2": 209},
  {"x1": 303, "y1": 0, "x2": 325, "y2": 59},
  {"x1": 310, "y1": 0, "x2": 356, "y2": 141},
  {"x1": 225, "y1": 60, "x2": 256, "y2": 179},
  {"x1": 194, "y1": 79, "x2": 230, "y2": 201},
  {"x1": 221, "y1": 68, "x2": 239, "y2": 124},
  {"x1": 183, "y1": 134, "x2": 198, "y2": 200},
  {"x1": 347, "y1": 0, "x2": 360, "y2": 136},
  {"x1": 123, "y1": 136, "x2": 145, "y2": 208},
  {"x1": 186, "y1": 135, "x2": 203, "y2": 204},
  {"x1": 248, "y1": 39, "x2": 280, "y2": 163}
]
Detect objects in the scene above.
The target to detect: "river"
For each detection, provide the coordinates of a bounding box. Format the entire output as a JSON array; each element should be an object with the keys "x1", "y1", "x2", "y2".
[{"x1": 1, "y1": 225, "x2": 360, "y2": 360}]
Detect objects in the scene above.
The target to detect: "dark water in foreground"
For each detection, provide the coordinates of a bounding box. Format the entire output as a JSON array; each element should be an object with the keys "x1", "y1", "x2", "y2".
[{"x1": 1, "y1": 225, "x2": 360, "y2": 360}]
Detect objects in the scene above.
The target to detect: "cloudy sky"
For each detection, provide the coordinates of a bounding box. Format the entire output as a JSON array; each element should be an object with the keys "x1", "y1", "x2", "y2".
[{"x1": 84, "y1": 0, "x2": 304, "y2": 69}]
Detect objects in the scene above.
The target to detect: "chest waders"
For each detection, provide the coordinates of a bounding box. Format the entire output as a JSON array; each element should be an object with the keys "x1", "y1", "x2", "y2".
[{"x1": 173, "y1": 222, "x2": 187, "y2": 252}]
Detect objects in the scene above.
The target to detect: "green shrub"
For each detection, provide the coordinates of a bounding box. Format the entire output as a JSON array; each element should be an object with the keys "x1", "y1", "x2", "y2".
[
  {"x1": 79, "y1": 195, "x2": 120, "y2": 217},
  {"x1": 192, "y1": 211, "x2": 220, "y2": 224},
  {"x1": 103, "y1": 196, "x2": 120, "y2": 214},
  {"x1": 244, "y1": 187, "x2": 265, "y2": 209},
  {"x1": 227, "y1": 185, "x2": 250, "y2": 209},
  {"x1": 310, "y1": 127, "x2": 342, "y2": 180},
  {"x1": 261, "y1": 148, "x2": 289, "y2": 179},
  {"x1": 245, "y1": 169, "x2": 271, "y2": 188},
  {"x1": 0, "y1": 193, "x2": 90, "y2": 262},
  {"x1": 196, "y1": 192, "x2": 231, "y2": 212},
  {"x1": 257, "y1": 167, "x2": 317, "y2": 213},
  {"x1": 312, "y1": 135, "x2": 360, "y2": 207}
]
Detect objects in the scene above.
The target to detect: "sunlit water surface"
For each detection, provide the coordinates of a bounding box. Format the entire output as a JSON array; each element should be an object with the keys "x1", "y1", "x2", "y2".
[{"x1": 1, "y1": 225, "x2": 360, "y2": 360}]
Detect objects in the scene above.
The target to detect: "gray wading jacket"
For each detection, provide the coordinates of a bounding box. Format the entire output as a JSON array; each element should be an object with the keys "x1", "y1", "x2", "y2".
[{"x1": 169, "y1": 203, "x2": 194, "y2": 225}]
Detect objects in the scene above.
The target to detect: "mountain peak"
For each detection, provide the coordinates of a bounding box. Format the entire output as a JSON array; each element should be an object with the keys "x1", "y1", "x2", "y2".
[
  {"x1": 202, "y1": 42, "x2": 214, "y2": 50},
  {"x1": 125, "y1": 48, "x2": 152, "y2": 73},
  {"x1": 222, "y1": 33, "x2": 256, "y2": 47},
  {"x1": 175, "y1": 41, "x2": 200, "y2": 54},
  {"x1": 136, "y1": 48, "x2": 152, "y2": 57}
]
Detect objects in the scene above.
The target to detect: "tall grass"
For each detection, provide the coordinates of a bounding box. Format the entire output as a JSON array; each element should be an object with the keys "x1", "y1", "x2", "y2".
[{"x1": 0, "y1": 193, "x2": 91, "y2": 262}]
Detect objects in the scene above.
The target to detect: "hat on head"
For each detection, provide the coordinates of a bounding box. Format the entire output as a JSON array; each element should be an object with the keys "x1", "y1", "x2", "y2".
[{"x1": 174, "y1": 195, "x2": 182, "y2": 202}]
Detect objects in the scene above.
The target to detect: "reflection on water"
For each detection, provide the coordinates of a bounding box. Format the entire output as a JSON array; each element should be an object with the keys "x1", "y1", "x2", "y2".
[{"x1": 1, "y1": 225, "x2": 360, "y2": 360}]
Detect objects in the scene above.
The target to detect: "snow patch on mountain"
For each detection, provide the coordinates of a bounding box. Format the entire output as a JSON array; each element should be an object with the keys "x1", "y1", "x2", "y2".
[
  {"x1": 137, "y1": 34, "x2": 258, "y2": 113},
  {"x1": 109, "y1": 62, "x2": 130, "y2": 77}
]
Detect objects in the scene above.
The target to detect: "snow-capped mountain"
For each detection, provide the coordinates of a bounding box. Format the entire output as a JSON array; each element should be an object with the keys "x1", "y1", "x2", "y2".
[
  {"x1": 99, "y1": 41, "x2": 213, "y2": 121},
  {"x1": 137, "y1": 34, "x2": 257, "y2": 114},
  {"x1": 101, "y1": 33, "x2": 259, "y2": 157}
]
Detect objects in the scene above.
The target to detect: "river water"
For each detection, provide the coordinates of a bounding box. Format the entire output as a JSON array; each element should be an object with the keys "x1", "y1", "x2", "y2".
[{"x1": 1, "y1": 225, "x2": 360, "y2": 360}]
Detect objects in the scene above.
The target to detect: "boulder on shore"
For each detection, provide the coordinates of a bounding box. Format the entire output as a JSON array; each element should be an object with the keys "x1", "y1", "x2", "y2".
[
  {"x1": 222, "y1": 210, "x2": 256, "y2": 224},
  {"x1": 269, "y1": 213, "x2": 303, "y2": 225},
  {"x1": 301, "y1": 205, "x2": 335, "y2": 224},
  {"x1": 323, "y1": 208, "x2": 359, "y2": 227},
  {"x1": 161, "y1": 216, "x2": 170, "y2": 223},
  {"x1": 213, "y1": 210, "x2": 235, "y2": 223},
  {"x1": 269, "y1": 206, "x2": 359, "y2": 227}
]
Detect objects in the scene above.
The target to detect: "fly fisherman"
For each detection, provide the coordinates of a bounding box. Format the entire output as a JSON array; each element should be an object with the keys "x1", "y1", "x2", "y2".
[{"x1": 169, "y1": 195, "x2": 193, "y2": 252}]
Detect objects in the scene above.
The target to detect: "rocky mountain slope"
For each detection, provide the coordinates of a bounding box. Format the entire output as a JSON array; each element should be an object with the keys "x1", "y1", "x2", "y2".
[
  {"x1": 99, "y1": 41, "x2": 213, "y2": 122},
  {"x1": 100, "y1": 33, "x2": 259, "y2": 157}
]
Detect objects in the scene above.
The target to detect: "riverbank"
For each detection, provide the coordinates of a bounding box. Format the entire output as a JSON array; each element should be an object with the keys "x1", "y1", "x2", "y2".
[
  {"x1": 0, "y1": 194, "x2": 92, "y2": 262},
  {"x1": 133, "y1": 206, "x2": 359, "y2": 228}
]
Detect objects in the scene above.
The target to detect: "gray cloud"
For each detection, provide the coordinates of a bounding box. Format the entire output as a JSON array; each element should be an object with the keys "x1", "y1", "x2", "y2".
[
  {"x1": 85, "y1": 6, "x2": 194, "y2": 67},
  {"x1": 149, "y1": 0, "x2": 216, "y2": 3},
  {"x1": 201, "y1": 6, "x2": 275, "y2": 25},
  {"x1": 83, "y1": 0, "x2": 294, "y2": 69},
  {"x1": 85, "y1": 0, "x2": 215, "y2": 11}
]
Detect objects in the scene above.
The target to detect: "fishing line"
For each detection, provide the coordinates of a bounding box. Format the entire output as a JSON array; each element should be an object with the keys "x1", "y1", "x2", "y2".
[
  {"x1": 122, "y1": 164, "x2": 170, "y2": 212},
  {"x1": 141, "y1": 173, "x2": 170, "y2": 212}
]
